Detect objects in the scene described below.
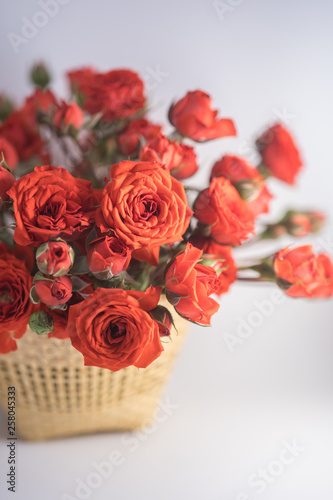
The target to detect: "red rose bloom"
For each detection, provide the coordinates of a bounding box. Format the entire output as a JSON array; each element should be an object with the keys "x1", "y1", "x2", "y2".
[
  {"x1": 169, "y1": 90, "x2": 236, "y2": 142},
  {"x1": 53, "y1": 101, "x2": 84, "y2": 130},
  {"x1": 139, "y1": 133, "x2": 198, "y2": 179},
  {"x1": 210, "y1": 155, "x2": 272, "y2": 217},
  {"x1": 0, "y1": 244, "x2": 35, "y2": 353},
  {"x1": 274, "y1": 245, "x2": 333, "y2": 298},
  {"x1": 35, "y1": 276, "x2": 73, "y2": 306},
  {"x1": 194, "y1": 177, "x2": 255, "y2": 245},
  {"x1": 256, "y1": 123, "x2": 302, "y2": 185},
  {"x1": 87, "y1": 235, "x2": 132, "y2": 279},
  {"x1": 67, "y1": 286, "x2": 164, "y2": 371},
  {"x1": 69, "y1": 68, "x2": 145, "y2": 122},
  {"x1": 8, "y1": 166, "x2": 97, "y2": 247},
  {"x1": 117, "y1": 119, "x2": 162, "y2": 156},
  {"x1": 0, "y1": 108, "x2": 42, "y2": 161},
  {"x1": 0, "y1": 136, "x2": 18, "y2": 169},
  {"x1": 165, "y1": 243, "x2": 220, "y2": 325},
  {"x1": 95, "y1": 160, "x2": 193, "y2": 250},
  {"x1": 0, "y1": 165, "x2": 15, "y2": 205}
]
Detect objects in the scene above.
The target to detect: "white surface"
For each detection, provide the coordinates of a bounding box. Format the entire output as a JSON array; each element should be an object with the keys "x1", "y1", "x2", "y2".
[{"x1": 1, "y1": 0, "x2": 333, "y2": 498}]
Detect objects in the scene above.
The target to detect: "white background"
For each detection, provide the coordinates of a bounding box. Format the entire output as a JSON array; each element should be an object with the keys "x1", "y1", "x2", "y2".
[{"x1": 1, "y1": 0, "x2": 333, "y2": 499}]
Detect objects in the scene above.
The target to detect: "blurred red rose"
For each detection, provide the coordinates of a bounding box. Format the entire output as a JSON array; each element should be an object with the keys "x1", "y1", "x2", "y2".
[
  {"x1": 117, "y1": 118, "x2": 162, "y2": 156},
  {"x1": 69, "y1": 68, "x2": 145, "y2": 122},
  {"x1": 0, "y1": 136, "x2": 18, "y2": 169},
  {"x1": 140, "y1": 133, "x2": 198, "y2": 179},
  {"x1": 274, "y1": 245, "x2": 333, "y2": 298},
  {"x1": 0, "y1": 243, "x2": 35, "y2": 353},
  {"x1": 194, "y1": 177, "x2": 255, "y2": 245},
  {"x1": 53, "y1": 101, "x2": 84, "y2": 130},
  {"x1": 210, "y1": 155, "x2": 272, "y2": 217},
  {"x1": 256, "y1": 123, "x2": 302, "y2": 185},
  {"x1": 0, "y1": 165, "x2": 15, "y2": 205},
  {"x1": 169, "y1": 90, "x2": 236, "y2": 142}
]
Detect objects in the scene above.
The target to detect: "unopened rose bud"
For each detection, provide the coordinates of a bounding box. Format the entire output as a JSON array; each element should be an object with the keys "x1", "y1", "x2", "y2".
[
  {"x1": 149, "y1": 305, "x2": 173, "y2": 336},
  {"x1": 34, "y1": 276, "x2": 73, "y2": 306},
  {"x1": 0, "y1": 95, "x2": 14, "y2": 121},
  {"x1": 30, "y1": 62, "x2": 51, "y2": 89},
  {"x1": 36, "y1": 241, "x2": 74, "y2": 277},
  {"x1": 29, "y1": 310, "x2": 54, "y2": 335},
  {"x1": 286, "y1": 211, "x2": 325, "y2": 237},
  {"x1": 87, "y1": 235, "x2": 131, "y2": 280},
  {"x1": 53, "y1": 101, "x2": 84, "y2": 130}
]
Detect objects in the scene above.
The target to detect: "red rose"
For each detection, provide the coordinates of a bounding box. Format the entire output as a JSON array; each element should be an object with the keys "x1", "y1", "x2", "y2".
[
  {"x1": 274, "y1": 245, "x2": 333, "y2": 298},
  {"x1": 132, "y1": 247, "x2": 160, "y2": 266},
  {"x1": 194, "y1": 177, "x2": 255, "y2": 245},
  {"x1": 256, "y1": 123, "x2": 302, "y2": 185},
  {"x1": 0, "y1": 136, "x2": 18, "y2": 169},
  {"x1": 169, "y1": 90, "x2": 236, "y2": 142},
  {"x1": 25, "y1": 88, "x2": 57, "y2": 114},
  {"x1": 87, "y1": 235, "x2": 132, "y2": 279},
  {"x1": 0, "y1": 108, "x2": 43, "y2": 161},
  {"x1": 0, "y1": 243, "x2": 35, "y2": 353},
  {"x1": 210, "y1": 155, "x2": 272, "y2": 217},
  {"x1": 117, "y1": 119, "x2": 162, "y2": 156},
  {"x1": 95, "y1": 160, "x2": 193, "y2": 250},
  {"x1": 201, "y1": 240, "x2": 237, "y2": 295},
  {"x1": 67, "y1": 286, "x2": 164, "y2": 371},
  {"x1": 139, "y1": 133, "x2": 198, "y2": 179},
  {"x1": 69, "y1": 68, "x2": 145, "y2": 122},
  {"x1": 35, "y1": 276, "x2": 73, "y2": 306},
  {"x1": 0, "y1": 165, "x2": 15, "y2": 205},
  {"x1": 8, "y1": 165, "x2": 97, "y2": 246},
  {"x1": 36, "y1": 241, "x2": 74, "y2": 277},
  {"x1": 165, "y1": 243, "x2": 220, "y2": 325},
  {"x1": 53, "y1": 101, "x2": 84, "y2": 130}
]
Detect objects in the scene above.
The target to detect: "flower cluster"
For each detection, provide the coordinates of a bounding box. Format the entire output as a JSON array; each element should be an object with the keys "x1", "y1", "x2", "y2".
[{"x1": 0, "y1": 63, "x2": 332, "y2": 369}]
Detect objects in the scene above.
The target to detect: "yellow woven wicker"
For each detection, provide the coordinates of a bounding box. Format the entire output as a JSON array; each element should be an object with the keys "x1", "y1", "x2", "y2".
[{"x1": 0, "y1": 299, "x2": 188, "y2": 441}]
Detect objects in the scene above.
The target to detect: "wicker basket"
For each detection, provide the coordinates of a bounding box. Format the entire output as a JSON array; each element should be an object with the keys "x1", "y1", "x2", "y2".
[{"x1": 0, "y1": 301, "x2": 188, "y2": 441}]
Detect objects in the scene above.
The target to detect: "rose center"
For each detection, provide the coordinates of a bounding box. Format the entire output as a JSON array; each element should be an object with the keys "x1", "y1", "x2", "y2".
[
  {"x1": 138, "y1": 199, "x2": 158, "y2": 220},
  {"x1": 108, "y1": 322, "x2": 126, "y2": 339},
  {"x1": 0, "y1": 289, "x2": 13, "y2": 304}
]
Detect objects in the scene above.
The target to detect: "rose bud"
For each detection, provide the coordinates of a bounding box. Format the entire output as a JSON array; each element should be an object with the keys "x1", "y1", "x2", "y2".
[
  {"x1": 30, "y1": 62, "x2": 51, "y2": 89},
  {"x1": 53, "y1": 101, "x2": 84, "y2": 130},
  {"x1": 0, "y1": 164, "x2": 15, "y2": 207},
  {"x1": 0, "y1": 136, "x2": 18, "y2": 169},
  {"x1": 87, "y1": 235, "x2": 132, "y2": 280},
  {"x1": 285, "y1": 210, "x2": 325, "y2": 237},
  {"x1": 210, "y1": 155, "x2": 272, "y2": 217},
  {"x1": 274, "y1": 245, "x2": 333, "y2": 298},
  {"x1": 34, "y1": 276, "x2": 73, "y2": 306},
  {"x1": 169, "y1": 90, "x2": 236, "y2": 142},
  {"x1": 29, "y1": 310, "x2": 54, "y2": 336},
  {"x1": 36, "y1": 241, "x2": 74, "y2": 277},
  {"x1": 256, "y1": 123, "x2": 302, "y2": 185},
  {"x1": 149, "y1": 305, "x2": 173, "y2": 336}
]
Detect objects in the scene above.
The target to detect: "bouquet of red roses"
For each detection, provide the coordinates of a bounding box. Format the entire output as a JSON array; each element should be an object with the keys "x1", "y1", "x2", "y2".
[{"x1": 0, "y1": 63, "x2": 331, "y2": 372}]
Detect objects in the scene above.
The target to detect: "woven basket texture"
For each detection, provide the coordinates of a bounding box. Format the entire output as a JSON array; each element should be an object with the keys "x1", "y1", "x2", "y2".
[{"x1": 0, "y1": 298, "x2": 188, "y2": 440}]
